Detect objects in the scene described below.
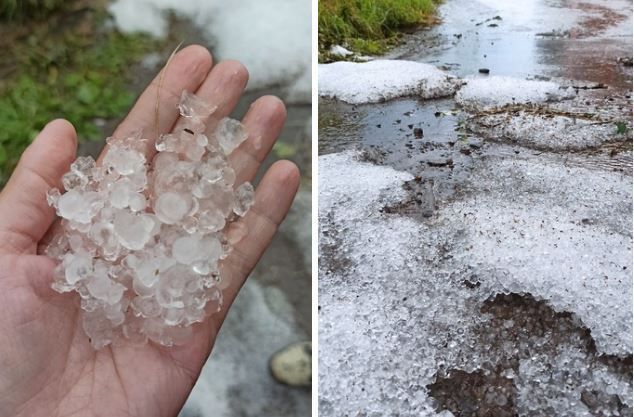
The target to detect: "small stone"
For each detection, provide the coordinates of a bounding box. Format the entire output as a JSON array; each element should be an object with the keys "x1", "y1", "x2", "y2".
[{"x1": 269, "y1": 341, "x2": 312, "y2": 387}]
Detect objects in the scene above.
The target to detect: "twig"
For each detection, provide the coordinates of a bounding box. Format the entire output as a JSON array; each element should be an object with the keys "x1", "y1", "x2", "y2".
[{"x1": 155, "y1": 42, "x2": 183, "y2": 138}]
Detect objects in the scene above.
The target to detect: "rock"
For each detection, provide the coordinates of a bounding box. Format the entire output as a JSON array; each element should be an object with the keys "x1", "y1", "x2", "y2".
[
  {"x1": 269, "y1": 341, "x2": 312, "y2": 387},
  {"x1": 426, "y1": 157, "x2": 453, "y2": 167},
  {"x1": 414, "y1": 128, "x2": 424, "y2": 138},
  {"x1": 468, "y1": 138, "x2": 483, "y2": 149}
]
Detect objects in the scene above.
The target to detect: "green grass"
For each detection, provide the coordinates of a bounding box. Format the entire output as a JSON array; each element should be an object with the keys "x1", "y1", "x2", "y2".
[
  {"x1": 0, "y1": 0, "x2": 66, "y2": 21},
  {"x1": 0, "y1": 8, "x2": 160, "y2": 183},
  {"x1": 319, "y1": 0, "x2": 439, "y2": 58},
  {"x1": 615, "y1": 121, "x2": 628, "y2": 135}
]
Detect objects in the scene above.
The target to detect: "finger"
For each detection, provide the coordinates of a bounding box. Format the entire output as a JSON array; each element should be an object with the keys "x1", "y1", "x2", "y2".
[
  {"x1": 212, "y1": 160, "x2": 300, "y2": 326},
  {"x1": 101, "y1": 44, "x2": 213, "y2": 161},
  {"x1": 229, "y1": 95, "x2": 287, "y2": 184},
  {"x1": 0, "y1": 120, "x2": 77, "y2": 254},
  {"x1": 172, "y1": 60, "x2": 249, "y2": 134}
]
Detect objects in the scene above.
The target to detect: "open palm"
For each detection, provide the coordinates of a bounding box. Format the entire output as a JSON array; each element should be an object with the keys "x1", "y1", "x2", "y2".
[{"x1": 0, "y1": 45, "x2": 299, "y2": 417}]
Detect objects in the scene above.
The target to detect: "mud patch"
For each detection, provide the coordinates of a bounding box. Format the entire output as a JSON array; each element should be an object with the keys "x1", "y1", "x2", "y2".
[
  {"x1": 461, "y1": 90, "x2": 633, "y2": 174},
  {"x1": 427, "y1": 293, "x2": 633, "y2": 417},
  {"x1": 319, "y1": 211, "x2": 355, "y2": 278},
  {"x1": 581, "y1": 390, "x2": 630, "y2": 417},
  {"x1": 478, "y1": 293, "x2": 633, "y2": 416},
  {"x1": 479, "y1": 293, "x2": 632, "y2": 376},
  {"x1": 382, "y1": 177, "x2": 437, "y2": 218},
  {"x1": 572, "y1": 1, "x2": 629, "y2": 38},
  {"x1": 428, "y1": 368, "x2": 518, "y2": 417}
]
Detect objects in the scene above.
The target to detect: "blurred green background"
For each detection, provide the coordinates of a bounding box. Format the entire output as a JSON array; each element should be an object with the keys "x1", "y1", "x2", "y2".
[{"x1": 0, "y1": 0, "x2": 163, "y2": 183}]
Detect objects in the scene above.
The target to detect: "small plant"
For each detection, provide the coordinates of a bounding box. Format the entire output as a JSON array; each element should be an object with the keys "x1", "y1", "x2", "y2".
[{"x1": 615, "y1": 121, "x2": 627, "y2": 135}]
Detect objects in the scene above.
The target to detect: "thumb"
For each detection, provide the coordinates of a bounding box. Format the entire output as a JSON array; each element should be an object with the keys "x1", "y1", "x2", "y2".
[{"x1": 0, "y1": 119, "x2": 77, "y2": 253}]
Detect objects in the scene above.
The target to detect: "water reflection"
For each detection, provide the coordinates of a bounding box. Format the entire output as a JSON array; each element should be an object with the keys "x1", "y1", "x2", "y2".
[{"x1": 388, "y1": 0, "x2": 632, "y2": 90}]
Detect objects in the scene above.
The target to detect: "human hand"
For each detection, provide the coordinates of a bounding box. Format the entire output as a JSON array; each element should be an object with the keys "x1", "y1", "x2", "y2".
[{"x1": 0, "y1": 45, "x2": 299, "y2": 417}]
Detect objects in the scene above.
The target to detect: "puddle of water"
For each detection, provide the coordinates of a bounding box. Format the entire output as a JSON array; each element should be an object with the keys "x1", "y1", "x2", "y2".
[
  {"x1": 320, "y1": 98, "x2": 470, "y2": 163},
  {"x1": 387, "y1": 0, "x2": 633, "y2": 90},
  {"x1": 319, "y1": 97, "x2": 482, "y2": 211}
]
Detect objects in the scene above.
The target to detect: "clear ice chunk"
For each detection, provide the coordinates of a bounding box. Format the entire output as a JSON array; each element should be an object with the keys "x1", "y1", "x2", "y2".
[
  {"x1": 57, "y1": 190, "x2": 103, "y2": 224},
  {"x1": 233, "y1": 182, "x2": 255, "y2": 216},
  {"x1": 154, "y1": 192, "x2": 192, "y2": 225},
  {"x1": 113, "y1": 211, "x2": 156, "y2": 250},
  {"x1": 172, "y1": 234, "x2": 204, "y2": 265},
  {"x1": 213, "y1": 117, "x2": 249, "y2": 155},
  {"x1": 178, "y1": 90, "x2": 216, "y2": 119}
]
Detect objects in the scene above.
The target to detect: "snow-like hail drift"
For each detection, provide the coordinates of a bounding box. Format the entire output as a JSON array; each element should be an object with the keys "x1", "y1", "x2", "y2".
[{"x1": 45, "y1": 91, "x2": 255, "y2": 349}]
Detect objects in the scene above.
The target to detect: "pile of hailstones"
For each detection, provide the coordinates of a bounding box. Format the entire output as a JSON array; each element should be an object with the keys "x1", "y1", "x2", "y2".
[{"x1": 46, "y1": 91, "x2": 255, "y2": 349}]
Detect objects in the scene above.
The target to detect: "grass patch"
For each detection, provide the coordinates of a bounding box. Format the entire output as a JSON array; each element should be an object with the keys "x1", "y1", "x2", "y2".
[
  {"x1": 615, "y1": 121, "x2": 628, "y2": 135},
  {"x1": 0, "y1": 5, "x2": 160, "y2": 183},
  {"x1": 0, "y1": 0, "x2": 66, "y2": 21},
  {"x1": 319, "y1": 0, "x2": 439, "y2": 59}
]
